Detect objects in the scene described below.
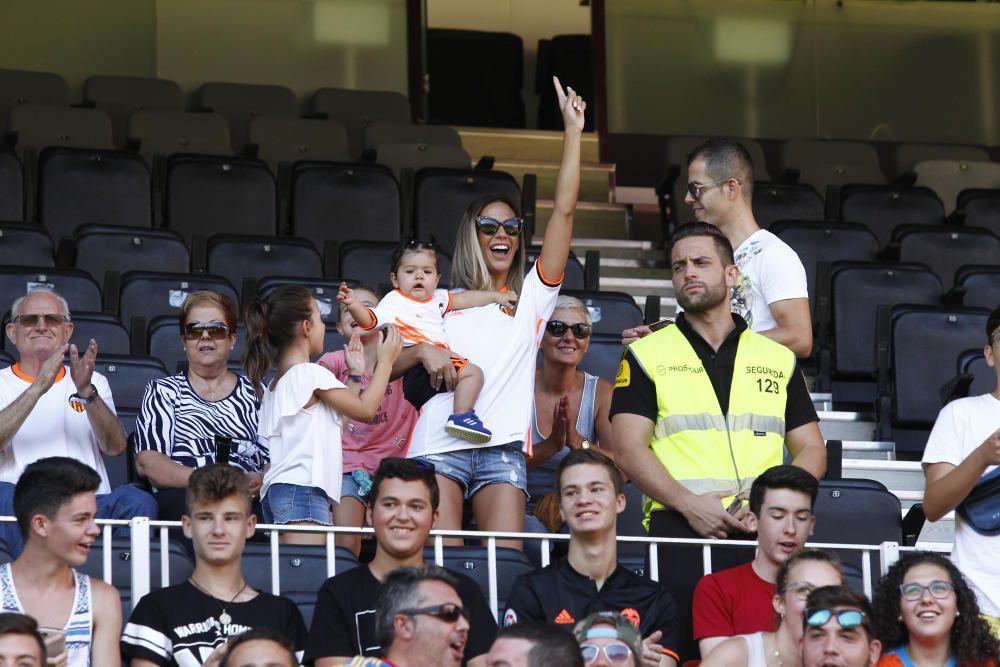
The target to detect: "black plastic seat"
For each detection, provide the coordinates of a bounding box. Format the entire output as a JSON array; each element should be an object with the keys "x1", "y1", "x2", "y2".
[
  {"x1": 0, "y1": 267, "x2": 102, "y2": 312},
  {"x1": 83, "y1": 75, "x2": 184, "y2": 149},
  {"x1": 958, "y1": 189, "x2": 1000, "y2": 237},
  {"x1": 423, "y1": 545, "x2": 535, "y2": 614},
  {"x1": 248, "y1": 116, "x2": 350, "y2": 174},
  {"x1": 752, "y1": 183, "x2": 824, "y2": 228},
  {"x1": 523, "y1": 247, "x2": 586, "y2": 291},
  {"x1": 0, "y1": 68, "x2": 70, "y2": 134},
  {"x1": 206, "y1": 235, "x2": 322, "y2": 297},
  {"x1": 94, "y1": 354, "x2": 169, "y2": 412},
  {"x1": 893, "y1": 142, "x2": 990, "y2": 178},
  {"x1": 128, "y1": 110, "x2": 233, "y2": 164},
  {"x1": 0, "y1": 224, "x2": 52, "y2": 267},
  {"x1": 913, "y1": 160, "x2": 1000, "y2": 215},
  {"x1": 8, "y1": 105, "x2": 113, "y2": 155},
  {"x1": 64, "y1": 312, "x2": 130, "y2": 356},
  {"x1": 577, "y1": 333, "x2": 624, "y2": 382},
  {"x1": 72, "y1": 224, "x2": 189, "y2": 289},
  {"x1": 838, "y1": 185, "x2": 945, "y2": 248},
  {"x1": 363, "y1": 122, "x2": 462, "y2": 152},
  {"x1": 310, "y1": 88, "x2": 410, "y2": 159},
  {"x1": 955, "y1": 265, "x2": 1000, "y2": 310},
  {"x1": 375, "y1": 143, "x2": 471, "y2": 181},
  {"x1": 241, "y1": 542, "x2": 358, "y2": 628},
  {"x1": 957, "y1": 349, "x2": 997, "y2": 397},
  {"x1": 559, "y1": 290, "x2": 641, "y2": 336},
  {"x1": 165, "y1": 154, "x2": 276, "y2": 241},
  {"x1": 339, "y1": 241, "x2": 451, "y2": 293},
  {"x1": 118, "y1": 271, "x2": 238, "y2": 332},
  {"x1": 0, "y1": 150, "x2": 23, "y2": 221},
  {"x1": 0, "y1": 351, "x2": 13, "y2": 369},
  {"x1": 536, "y1": 34, "x2": 594, "y2": 132},
  {"x1": 290, "y1": 162, "x2": 401, "y2": 250},
  {"x1": 256, "y1": 277, "x2": 355, "y2": 324},
  {"x1": 781, "y1": 140, "x2": 885, "y2": 196},
  {"x1": 413, "y1": 168, "x2": 521, "y2": 253},
  {"x1": 895, "y1": 225, "x2": 1000, "y2": 289},
  {"x1": 37, "y1": 147, "x2": 151, "y2": 241},
  {"x1": 198, "y1": 82, "x2": 297, "y2": 152}
]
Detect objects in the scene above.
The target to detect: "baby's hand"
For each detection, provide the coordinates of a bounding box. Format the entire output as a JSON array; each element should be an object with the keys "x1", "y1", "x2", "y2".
[
  {"x1": 495, "y1": 291, "x2": 518, "y2": 308},
  {"x1": 337, "y1": 282, "x2": 355, "y2": 307}
]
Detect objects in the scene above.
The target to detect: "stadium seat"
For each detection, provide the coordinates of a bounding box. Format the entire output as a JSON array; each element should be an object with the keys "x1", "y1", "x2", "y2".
[
  {"x1": 118, "y1": 271, "x2": 238, "y2": 333},
  {"x1": 8, "y1": 105, "x2": 113, "y2": 155},
  {"x1": 37, "y1": 147, "x2": 151, "y2": 241},
  {"x1": 752, "y1": 183, "x2": 824, "y2": 228},
  {"x1": 0, "y1": 351, "x2": 12, "y2": 370},
  {"x1": 559, "y1": 290, "x2": 642, "y2": 335},
  {"x1": 893, "y1": 142, "x2": 990, "y2": 178},
  {"x1": 147, "y1": 316, "x2": 245, "y2": 374},
  {"x1": 838, "y1": 184, "x2": 945, "y2": 248},
  {"x1": 955, "y1": 265, "x2": 1000, "y2": 310},
  {"x1": 241, "y1": 542, "x2": 358, "y2": 628},
  {"x1": 375, "y1": 143, "x2": 472, "y2": 181},
  {"x1": 770, "y1": 221, "x2": 879, "y2": 319},
  {"x1": 522, "y1": 248, "x2": 589, "y2": 292},
  {"x1": 413, "y1": 168, "x2": 522, "y2": 253},
  {"x1": 128, "y1": 110, "x2": 233, "y2": 164},
  {"x1": 577, "y1": 333, "x2": 624, "y2": 382},
  {"x1": 165, "y1": 154, "x2": 276, "y2": 241},
  {"x1": 363, "y1": 122, "x2": 462, "y2": 153},
  {"x1": 957, "y1": 188, "x2": 1000, "y2": 237},
  {"x1": 94, "y1": 355, "x2": 169, "y2": 412},
  {"x1": 256, "y1": 277, "x2": 356, "y2": 324},
  {"x1": 423, "y1": 545, "x2": 535, "y2": 614},
  {"x1": 0, "y1": 69, "x2": 70, "y2": 134},
  {"x1": 248, "y1": 116, "x2": 350, "y2": 174},
  {"x1": 83, "y1": 75, "x2": 184, "y2": 149},
  {"x1": 310, "y1": 88, "x2": 410, "y2": 159},
  {"x1": 427, "y1": 29, "x2": 525, "y2": 129},
  {"x1": 79, "y1": 536, "x2": 194, "y2": 618},
  {"x1": 877, "y1": 304, "x2": 990, "y2": 453},
  {"x1": 71, "y1": 225, "x2": 189, "y2": 289},
  {"x1": 339, "y1": 241, "x2": 452, "y2": 293},
  {"x1": 536, "y1": 34, "x2": 594, "y2": 132},
  {"x1": 781, "y1": 140, "x2": 885, "y2": 196},
  {"x1": 64, "y1": 312, "x2": 130, "y2": 356},
  {"x1": 0, "y1": 267, "x2": 102, "y2": 312},
  {"x1": 820, "y1": 262, "x2": 941, "y2": 403},
  {"x1": 895, "y1": 225, "x2": 1000, "y2": 289},
  {"x1": 958, "y1": 349, "x2": 997, "y2": 396},
  {"x1": 913, "y1": 160, "x2": 1000, "y2": 215},
  {"x1": 207, "y1": 235, "x2": 323, "y2": 298},
  {"x1": 290, "y1": 162, "x2": 401, "y2": 250},
  {"x1": 662, "y1": 136, "x2": 770, "y2": 224},
  {"x1": 0, "y1": 223, "x2": 53, "y2": 267},
  {"x1": 198, "y1": 82, "x2": 297, "y2": 153},
  {"x1": 0, "y1": 149, "x2": 23, "y2": 221}
]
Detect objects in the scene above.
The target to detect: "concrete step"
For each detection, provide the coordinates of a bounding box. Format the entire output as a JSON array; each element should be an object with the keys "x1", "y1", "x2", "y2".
[
  {"x1": 456, "y1": 127, "x2": 600, "y2": 163},
  {"x1": 536, "y1": 201, "x2": 630, "y2": 239},
  {"x1": 599, "y1": 265, "x2": 672, "y2": 279},
  {"x1": 600, "y1": 257, "x2": 669, "y2": 269},
  {"x1": 843, "y1": 459, "x2": 924, "y2": 493},
  {"x1": 496, "y1": 159, "x2": 614, "y2": 202},
  {"x1": 599, "y1": 276, "x2": 673, "y2": 296},
  {"x1": 818, "y1": 412, "x2": 877, "y2": 441}
]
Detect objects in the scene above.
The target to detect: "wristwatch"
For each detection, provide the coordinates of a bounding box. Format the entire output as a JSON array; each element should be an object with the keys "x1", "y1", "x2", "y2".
[{"x1": 69, "y1": 384, "x2": 99, "y2": 413}]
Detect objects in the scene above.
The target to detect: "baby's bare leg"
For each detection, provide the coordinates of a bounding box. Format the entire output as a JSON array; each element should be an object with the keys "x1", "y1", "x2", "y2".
[{"x1": 452, "y1": 362, "x2": 484, "y2": 414}]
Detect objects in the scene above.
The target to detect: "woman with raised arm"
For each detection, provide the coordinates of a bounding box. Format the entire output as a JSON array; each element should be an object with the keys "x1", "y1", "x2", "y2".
[{"x1": 395, "y1": 77, "x2": 585, "y2": 548}]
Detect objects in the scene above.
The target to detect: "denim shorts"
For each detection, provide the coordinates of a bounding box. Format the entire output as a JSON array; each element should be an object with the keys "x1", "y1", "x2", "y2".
[
  {"x1": 414, "y1": 443, "x2": 527, "y2": 500},
  {"x1": 339, "y1": 471, "x2": 370, "y2": 506},
  {"x1": 262, "y1": 483, "x2": 333, "y2": 525}
]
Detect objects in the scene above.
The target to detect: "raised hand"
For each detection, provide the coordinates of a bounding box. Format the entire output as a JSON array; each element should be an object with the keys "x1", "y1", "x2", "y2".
[
  {"x1": 344, "y1": 334, "x2": 366, "y2": 375},
  {"x1": 33, "y1": 344, "x2": 69, "y2": 394},
  {"x1": 553, "y1": 75, "x2": 586, "y2": 133},
  {"x1": 640, "y1": 630, "x2": 665, "y2": 667},
  {"x1": 337, "y1": 282, "x2": 356, "y2": 308},
  {"x1": 69, "y1": 338, "x2": 98, "y2": 394}
]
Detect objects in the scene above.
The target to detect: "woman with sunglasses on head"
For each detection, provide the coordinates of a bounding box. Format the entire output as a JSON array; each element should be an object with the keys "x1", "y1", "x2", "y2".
[
  {"x1": 700, "y1": 549, "x2": 844, "y2": 667},
  {"x1": 133, "y1": 291, "x2": 268, "y2": 521},
  {"x1": 392, "y1": 77, "x2": 585, "y2": 549},
  {"x1": 872, "y1": 551, "x2": 1000, "y2": 667}
]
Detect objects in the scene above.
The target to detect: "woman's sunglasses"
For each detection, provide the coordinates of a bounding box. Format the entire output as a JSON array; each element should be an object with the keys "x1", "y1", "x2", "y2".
[
  {"x1": 545, "y1": 320, "x2": 592, "y2": 339},
  {"x1": 475, "y1": 216, "x2": 524, "y2": 237},
  {"x1": 183, "y1": 321, "x2": 230, "y2": 341},
  {"x1": 580, "y1": 643, "x2": 633, "y2": 664},
  {"x1": 400, "y1": 602, "x2": 468, "y2": 623}
]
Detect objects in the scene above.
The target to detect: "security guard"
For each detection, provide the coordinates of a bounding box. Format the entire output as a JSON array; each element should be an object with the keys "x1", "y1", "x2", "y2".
[{"x1": 610, "y1": 222, "x2": 826, "y2": 660}]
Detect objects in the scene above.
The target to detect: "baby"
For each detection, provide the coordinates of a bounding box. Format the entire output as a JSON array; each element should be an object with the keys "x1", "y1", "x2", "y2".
[{"x1": 338, "y1": 239, "x2": 516, "y2": 443}]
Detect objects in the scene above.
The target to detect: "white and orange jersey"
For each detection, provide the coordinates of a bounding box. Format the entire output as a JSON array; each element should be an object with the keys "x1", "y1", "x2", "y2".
[{"x1": 360, "y1": 288, "x2": 454, "y2": 349}]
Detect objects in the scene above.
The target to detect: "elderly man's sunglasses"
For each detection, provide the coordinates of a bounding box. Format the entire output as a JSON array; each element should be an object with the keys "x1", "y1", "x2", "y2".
[
  {"x1": 475, "y1": 216, "x2": 524, "y2": 237},
  {"x1": 183, "y1": 321, "x2": 230, "y2": 341},
  {"x1": 15, "y1": 313, "x2": 68, "y2": 327}
]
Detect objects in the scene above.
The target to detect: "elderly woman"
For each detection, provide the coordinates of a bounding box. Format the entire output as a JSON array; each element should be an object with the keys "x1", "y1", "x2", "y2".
[
  {"x1": 528, "y1": 295, "x2": 614, "y2": 506},
  {"x1": 133, "y1": 291, "x2": 266, "y2": 520}
]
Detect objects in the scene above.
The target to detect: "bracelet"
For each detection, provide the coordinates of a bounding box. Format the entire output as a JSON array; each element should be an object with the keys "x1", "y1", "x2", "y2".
[{"x1": 347, "y1": 374, "x2": 365, "y2": 383}]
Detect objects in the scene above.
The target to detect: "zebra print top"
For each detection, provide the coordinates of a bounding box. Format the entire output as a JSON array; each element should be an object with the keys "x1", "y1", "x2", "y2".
[{"x1": 132, "y1": 372, "x2": 266, "y2": 473}]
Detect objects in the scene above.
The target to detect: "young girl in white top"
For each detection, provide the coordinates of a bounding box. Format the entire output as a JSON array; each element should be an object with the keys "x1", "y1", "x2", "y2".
[
  {"x1": 243, "y1": 285, "x2": 401, "y2": 544},
  {"x1": 338, "y1": 239, "x2": 516, "y2": 444}
]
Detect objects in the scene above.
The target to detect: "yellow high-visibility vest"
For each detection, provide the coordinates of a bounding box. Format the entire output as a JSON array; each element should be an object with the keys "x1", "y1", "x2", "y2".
[{"x1": 623, "y1": 323, "x2": 794, "y2": 523}]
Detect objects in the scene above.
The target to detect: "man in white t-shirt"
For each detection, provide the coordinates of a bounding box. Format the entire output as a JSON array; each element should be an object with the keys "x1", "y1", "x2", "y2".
[
  {"x1": 0, "y1": 288, "x2": 156, "y2": 555},
  {"x1": 922, "y1": 306, "x2": 1000, "y2": 637},
  {"x1": 625, "y1": 139, "x2": 812, "y2": 359}
]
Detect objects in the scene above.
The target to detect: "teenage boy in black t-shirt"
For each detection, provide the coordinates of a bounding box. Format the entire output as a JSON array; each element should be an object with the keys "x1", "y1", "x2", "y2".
[
  {"x1": 121, "y1": 464, "x2": 306, "y2": 666},
  {"x1": 305, "y1": 458, "x2": 496, "y2": 666}
]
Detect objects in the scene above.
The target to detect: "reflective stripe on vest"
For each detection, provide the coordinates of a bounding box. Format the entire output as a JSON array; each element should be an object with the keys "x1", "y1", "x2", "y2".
[{"x1": 628, "y1": 323, "x2": 794, "y2": 521}]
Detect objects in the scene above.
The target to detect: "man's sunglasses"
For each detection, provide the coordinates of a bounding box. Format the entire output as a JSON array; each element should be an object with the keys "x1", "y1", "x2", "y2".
[
  {"x1": 15, "y1": 313, "x2": 68, "y2": 327},
  {"x1": 475, "y1": 216, "x2": 524, "y2": 237},
  {"x1": 580, "y1": 643, "x2": 633, "y2": 664},
  {"x1": 805, "y1": 608, "x2": 867, "y2": 631},
  {"x1": 545, "y1": 320, "x2": 592, "y2": 339},
  {"x1": 183, "y1": 321, "x2": 230, "y2": 341},
  {"x1": 400, "y1": 602, "x2": 468, "y2": 623},
  {"x1": 686, "y1": 177, "x2": 741, "y2": 200}
]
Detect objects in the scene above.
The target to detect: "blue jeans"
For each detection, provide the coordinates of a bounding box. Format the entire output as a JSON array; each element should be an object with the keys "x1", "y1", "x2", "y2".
[
  {"x1": 0, "y1": 482, "x2": 157, "y2": 557},
  {"x1": 261, "y1": 483, "x2": 333, "y2": 525},
  {"x1": 413, "y1": 443, "x2": 528, "y2": 500}
]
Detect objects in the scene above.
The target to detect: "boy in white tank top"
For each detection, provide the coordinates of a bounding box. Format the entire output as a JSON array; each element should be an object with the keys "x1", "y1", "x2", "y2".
[{"x1": 0, "y1": 457, "x2": 122, "y2": 666}]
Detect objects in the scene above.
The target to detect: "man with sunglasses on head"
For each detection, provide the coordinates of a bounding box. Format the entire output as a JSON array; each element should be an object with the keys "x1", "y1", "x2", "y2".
[
  {"x1": 623, "y1": 138, "x2": 812, "y2": 359},
  {"x1": 305, "y1": 458, "x2": 496, "y2": 666},
  {"x1": 800, "y1": 586, "x2": 881, "y2": 667},
  {"x1": 0, "y1": 288, "x2": 156, "y2": 555}
]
